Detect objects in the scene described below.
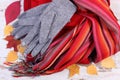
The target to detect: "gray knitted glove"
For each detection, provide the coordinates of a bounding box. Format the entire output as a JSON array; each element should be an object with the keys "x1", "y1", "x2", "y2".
[
  {"x1": 11, "y1": 0, "x2": 76, "y2": 57},
  {"x1": 23, "y1": 0, "x2": 76, "y2": 57}
]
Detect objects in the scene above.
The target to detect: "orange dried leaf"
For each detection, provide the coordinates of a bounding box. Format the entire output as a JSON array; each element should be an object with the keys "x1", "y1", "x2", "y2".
[
  {"x1": 6, "y1": 50, "x2": 18, "y2": 62},
  {"x1": 5, "y1": 35, "x2": 21, "y2": 51},
  {"x1": 17, "y1": 44, "x2": 26, "y2": 54},
  {"x1": 87, "y1": 64, "x2": 98, "y2": 75},
  {"x1": 101, "y1": 57, "x2": 116, "y2": 68},
  {"x1": 4, "y1": 35, "x2": 14, "y2": 41},
  {"x1": 4, "y1": 25, "x2": 14, "y2": 36},
  {"x1": 67, "y1": 64, "x2": 80, "y2": 77}
]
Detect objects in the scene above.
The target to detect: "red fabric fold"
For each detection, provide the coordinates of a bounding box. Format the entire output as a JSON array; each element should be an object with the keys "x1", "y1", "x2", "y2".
[{"x1": 24, "y1": 0, "x2": 51, "y2": 11}]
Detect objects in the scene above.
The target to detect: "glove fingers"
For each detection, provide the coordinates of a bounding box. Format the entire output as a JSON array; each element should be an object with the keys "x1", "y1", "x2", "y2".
[
  {"x1": 31, "y1": 38, "x2": 52, "y2": 57},
  {"x1": 24, "y1": 35, "x2": 39, "y2": 55},
  {"x1": 31, "y1": 43, "x2": 44, "y2": 57},
  {"x1": 41, "y1": 39, "x2": 52, "y2": 54},
  {"x1": 12, "y1": 21, "x2": 19, "y2": 28},
  {"x1": 14, "y1": 26, "x2": 33, "y2": 39},
  {"x1": 39, "y1": 11, "x2": 55, "y2": 44},
  {"x1": 21, "y1": 21, "x2": 40, "y2": 46},
  {"x1": 11, "y1": 25, "x2": 24, "y2": 36}
]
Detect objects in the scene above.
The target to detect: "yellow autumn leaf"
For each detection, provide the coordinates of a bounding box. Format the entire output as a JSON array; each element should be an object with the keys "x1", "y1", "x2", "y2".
[
  {"x1": 6, "y1": 50, "x2": 18, "y2": 62},
  {"x1": 4, "y1": 25, "x2": 14, "y2": 36},
  {"x1": 87, "y1": 64, "x2": 98, "y2": 75},
  {"x1": 101, "y1": 57, "x2": 116, "y2": 68},
  {"x1": 17, "y1": 44, "x2": 26, "y2": 54},
  {"x1": 67, "y1": 64, "x2": 80, "y2": 77}
]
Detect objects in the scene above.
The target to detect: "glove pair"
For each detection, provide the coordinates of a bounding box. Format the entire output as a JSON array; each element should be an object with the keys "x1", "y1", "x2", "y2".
[{"x1": 12, "y1": 0, "x2": 76, "y2": 57}]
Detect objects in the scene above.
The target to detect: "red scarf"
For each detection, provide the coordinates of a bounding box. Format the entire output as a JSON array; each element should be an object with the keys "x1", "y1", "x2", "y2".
[{"x1": 24, "y1": 0, "x2": 51, "y2": 11}]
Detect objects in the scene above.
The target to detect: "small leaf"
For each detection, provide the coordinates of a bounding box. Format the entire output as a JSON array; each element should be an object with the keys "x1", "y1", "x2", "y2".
[
  {"x1": 87, "y1": 64, "x2": 98, "y2": 75},
  {"x1": 4, "y1": 25, "x2": 14, "y2": 36},
  {"x1": 5, "y1": 1, "x2": 20, "y2": 24},
  {"x1": 4, "y1": 35, "x2": 14, "y2": 41},
  {"x1": 5, "y1": 35, "x2": 21, "y2": 51},
  {"x1": 67, "y1": 64, "x2": 80, "y2": 77},
  {"x1": 17, "y1": 44, "x2": 26, "y2": 54},
  {"x1": 6, "y1": 50, "x2": 18, "y2": 62},
  {"x1": 101, "y1": 57, "x2": 116, "y2": 68}
]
